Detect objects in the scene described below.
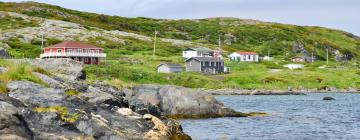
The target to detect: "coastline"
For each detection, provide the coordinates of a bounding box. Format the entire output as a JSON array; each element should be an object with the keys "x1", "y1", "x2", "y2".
[{"x1": 204, "y1": 88, "x2": 360, "y2": 95}]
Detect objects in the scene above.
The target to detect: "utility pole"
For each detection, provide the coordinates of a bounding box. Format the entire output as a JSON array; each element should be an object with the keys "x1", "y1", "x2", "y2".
[
  {"x1": 153, "y1": 30, "x2": 158, "y2": 57},
  {"x1": 218, "y1": 34, "x2": 221, "y2": 48},
  {"x1": 326, "y1": 46, "x2": 329, "y2": 65},
  {"x1": 41, "y1": 32, "x2": 44, "y2": 53}
]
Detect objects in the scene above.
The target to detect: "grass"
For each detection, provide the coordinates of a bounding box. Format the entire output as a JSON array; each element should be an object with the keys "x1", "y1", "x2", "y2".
[
  {"x1": 64, "y1": 89, "x2": 80, "y2": 96},
  {"x1": 1, "y1": 1, "x2": 360, "y2": 90},
  {"x1": 0, "y1": 59, "x2": 47, "y2": 93},
  {"x1": 33, "y1": 106, "x2": 80, "y2": 123}
]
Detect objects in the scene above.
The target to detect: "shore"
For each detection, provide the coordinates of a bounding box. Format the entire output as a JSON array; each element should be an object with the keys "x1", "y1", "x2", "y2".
[{"x1": 204, "y1": 88, "x2": 360, "y2": 95}]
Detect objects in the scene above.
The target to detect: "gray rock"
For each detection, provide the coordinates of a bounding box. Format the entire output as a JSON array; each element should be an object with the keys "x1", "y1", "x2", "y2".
[
  {"x1": 31, "y1": 58, "x2": 86, "y2": 80},
  {"x1": 7, "y1": 81, "x2": 66, "y2": 107},
  {"x1": 32, "y1": 72, "x2": 64, "y2": 89},
  {"x1": 0, "y1": 101, "x2": 33, "y2": 139},
  {"x1": 129, "y1": 84, "x2": 241, "y2": 117},
  {"x1": 0, "y1": 47, "x2": 10, "y2": 58},
  {"x1": 0, "y1": 67, "x2": 8, "y2": 73}
]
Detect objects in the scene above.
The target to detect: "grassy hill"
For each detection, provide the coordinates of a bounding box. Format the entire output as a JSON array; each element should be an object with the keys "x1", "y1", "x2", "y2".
[
  {"x1": 1, "y1": 1, "x2": 360, "y2": 90},
  {"x1": 1, "y1": 1, "x2": 360, "y2": 60}
]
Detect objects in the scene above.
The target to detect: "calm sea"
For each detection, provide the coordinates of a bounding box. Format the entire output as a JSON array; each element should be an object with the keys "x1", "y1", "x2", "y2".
[{"x1": 181, "y1": 93, "x2": 360, "y2": 140}]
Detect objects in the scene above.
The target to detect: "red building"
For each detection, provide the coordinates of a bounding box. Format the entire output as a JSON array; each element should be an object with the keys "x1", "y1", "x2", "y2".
[{"x1": 40, "y1": 41, "x2": 106, "y2": 65}]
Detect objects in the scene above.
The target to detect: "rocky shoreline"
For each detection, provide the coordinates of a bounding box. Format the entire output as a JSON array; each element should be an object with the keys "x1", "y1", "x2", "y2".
[
  {"x1": 0, "y1": 59, "x2": 262, "y2": 140},
  {"x1": 204, "y1": 88, "x2": 360, "y2": 96}
]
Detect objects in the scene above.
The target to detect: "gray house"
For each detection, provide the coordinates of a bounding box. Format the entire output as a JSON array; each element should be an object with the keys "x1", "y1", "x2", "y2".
[
  {"x1": 157, "y1": 63, "x2": 183, "y2": 73},
  {"x1": 185, "y1": 57, "x2": 224, "y2": 74}
]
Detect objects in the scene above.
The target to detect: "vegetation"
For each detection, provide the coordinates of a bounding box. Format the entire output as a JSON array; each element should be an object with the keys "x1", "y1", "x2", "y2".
[
  {"x1": 1, "y1": 2, "x2": 359, "y2": 60},
  {"x1": 0, "y1": 15, "x2": 38, "y2": 30},
  {"x1": 33, "y1": 106, "x2": 80, "y2": 123},
  {"x1": 1, "y1": 1, "x2": 360, "y2": 90},
  {"x1": 64, "y1": 89, "x2": 81, "y2": 96},
  {"x1": 0, "y1": 59, "x2": 47, "y2": 93}
]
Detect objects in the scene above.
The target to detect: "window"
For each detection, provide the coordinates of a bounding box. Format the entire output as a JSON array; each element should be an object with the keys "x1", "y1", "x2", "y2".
[
  {"x1": 67, "y1": 49, "x2": 72, "y2": 53},
  {"x1": 205, "y1": 62, "x2": 209, "y2": 66},
  {"x1": 201, "y1": 62, "x2": 204, "y2": 66},
  {"x1": 57, "y1": 49, "x2": 62, "y2": 53},
  {"x1": 248, "y1": 55, "x2": 251, "y2": 60},
  {"x1": 211, "y1": 62, "x2": 214, "y2": 66},
  {"x1": 77, "y1": 49, "x2": 82, "y2": 53}
]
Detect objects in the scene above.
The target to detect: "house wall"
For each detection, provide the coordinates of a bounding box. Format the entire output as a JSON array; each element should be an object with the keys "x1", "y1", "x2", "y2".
[
  {"x1": 230, "y1": 53, "x2": 259, "y2": 62},
  {"x1": 183, "y1": 51, "x2": 197, "y2": 58},
  {"x1": 183, "y1": 51, "x2": 213, "y2": 58},
  {"x1": 186, "y1": 60, "x2": 201, "y2": 72},
  {"x1": 200, "y1": 61, "x2": 224, "y2": 74}
]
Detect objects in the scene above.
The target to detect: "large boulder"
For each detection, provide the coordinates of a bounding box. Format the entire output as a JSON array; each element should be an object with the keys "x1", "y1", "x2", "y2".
[
  {"x1": 7, "y1": 81, "x2": 66, "y2": 107},
  {"x1": 31, "y1": 58, "x2": 86, "y2": 80},
  {"x1": 129, "y1": 84, "x2": 246, "y2": 118}
]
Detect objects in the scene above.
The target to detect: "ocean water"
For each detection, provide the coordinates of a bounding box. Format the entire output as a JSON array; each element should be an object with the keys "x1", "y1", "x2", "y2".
[{"x1": 181, "y1": 93, "x2": 360, "y2": 140}]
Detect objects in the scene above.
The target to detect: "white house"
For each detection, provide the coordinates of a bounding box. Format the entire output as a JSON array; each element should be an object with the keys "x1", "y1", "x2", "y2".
[
  {"x1": 229, "y1": 52, "x2": 259, "y2": 62},
  {"x1": 182, "y1": 47, "x2": 214, "y2": 58},
  {"x1": 157, "y1": 63, "x2": 183, "y2": 73}
]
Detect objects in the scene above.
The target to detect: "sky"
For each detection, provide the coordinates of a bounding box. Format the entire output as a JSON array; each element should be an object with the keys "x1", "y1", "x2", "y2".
[{"x1": 2, "y1": 0, "x2": 360, "y2": 36}]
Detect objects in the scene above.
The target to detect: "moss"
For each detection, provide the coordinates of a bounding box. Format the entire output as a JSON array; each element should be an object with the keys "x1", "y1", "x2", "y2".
[
  {"x1": 33, "y1": 106, "x2": 80, "y2": 123},
  {"x1": 65, "y1": 89, "x2": 81, "y2": 96}
]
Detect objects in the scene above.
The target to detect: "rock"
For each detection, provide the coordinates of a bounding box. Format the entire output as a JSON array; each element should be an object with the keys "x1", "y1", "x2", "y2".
[
  {"x1": 0, "y1": 42, "x2": 11, "y2": 49},
  {"x1": 323, "y1": 97, "x2": 335, "y2": 101},
  {"x1": 31, "y1": 58, "x2": 86, "y2": 80},
  {"x1": 0, "y1": 47, "x2": 10, "y2": 58},
  {"x1": 116, "y1": 108, "x2": 142, "y2": 119},
  {"x1": 144, "y1": 114, "x2": 191, "y2": 140},
  {"x1": 3, "y1": 80, "x2": 189, "y2": 139},
  {"x1": 0, "y1": 101, "x2": 33, "y2": 139},
  {"x1": 7, "y1": 81, "x2": 66, "y2": 107},
  {"x1": 32, "y1": 72, "x2": 64, "y2": 89},
  {"x1": 0, "y1": 67, "x2": 8, "y2": 73},
  {"x1": 129, "y1": 84, "x2": 245, "y2": 118}
]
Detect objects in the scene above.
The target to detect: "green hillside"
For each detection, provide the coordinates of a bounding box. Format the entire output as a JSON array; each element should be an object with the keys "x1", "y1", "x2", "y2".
[
  {"x1": 1, "y1": 1, "x2": 360, "y2": 60},
  {"x1": 1, "y1": 1, "x2": 360, "y2": 90}
]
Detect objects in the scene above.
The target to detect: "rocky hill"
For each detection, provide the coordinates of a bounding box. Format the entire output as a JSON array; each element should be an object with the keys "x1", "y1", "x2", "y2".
[
  {"x1": 1, "y1": 1, "x2": 360, "y2": 90},
  {"x1": 1, "y1": 1, "x2": 360, "y2": 60}
]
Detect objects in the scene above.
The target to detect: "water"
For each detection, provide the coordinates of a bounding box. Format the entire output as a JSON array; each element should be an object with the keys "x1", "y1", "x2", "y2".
[{"x1": 181, "y1": 93, "x2": 360, "y2": 140}]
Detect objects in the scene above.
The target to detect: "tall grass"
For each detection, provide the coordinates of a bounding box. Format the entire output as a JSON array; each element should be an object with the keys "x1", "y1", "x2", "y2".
[{"x1": 0, "y1": 59, "x2": 47, "y2": 93}]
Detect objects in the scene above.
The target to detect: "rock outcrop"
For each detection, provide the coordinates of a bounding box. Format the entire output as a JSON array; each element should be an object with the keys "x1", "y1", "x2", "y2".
[
  {"x1": 31, "y1": 58, "x2": 86, "y2": 80},
  {"x1": 128, "y1": 84, "x2": 250, "y2": 118},
  {"x1": 2, "y1": 80, "x2": 191, "y2": 140},
  {"x1": 0, "y1": 59, "x2": 191, "y2": 140}
]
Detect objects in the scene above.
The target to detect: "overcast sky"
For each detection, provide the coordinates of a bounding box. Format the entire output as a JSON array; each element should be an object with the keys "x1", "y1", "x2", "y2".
[{"x1": 2, "y1": 0, "x2": 360, "y2": 36}]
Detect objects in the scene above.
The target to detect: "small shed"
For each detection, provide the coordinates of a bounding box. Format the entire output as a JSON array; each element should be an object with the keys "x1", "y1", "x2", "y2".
[{"x1": 157, "y1": 63, "x2": 183, "y2": 73}]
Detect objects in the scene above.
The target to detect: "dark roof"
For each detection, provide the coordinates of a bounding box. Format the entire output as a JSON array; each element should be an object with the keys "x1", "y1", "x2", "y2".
[
  {"x1": 185, "y1": 57, "x2": 224, "y2": 62},
  {"x1": 45, "y1": 41, "x2": 103, "y2": 49},
  {"x1": 157, "y1": 63, "x2": 183, "y2": 68},
  {"x1": 184, "y1": 47, "x2": 213, "y2": 52}
]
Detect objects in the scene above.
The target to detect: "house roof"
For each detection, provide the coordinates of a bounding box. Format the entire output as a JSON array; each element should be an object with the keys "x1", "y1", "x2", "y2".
[
  {"x1": 45, "y1": 41, "x2": 103, "y2": 49},
  {"x1": 184, "y1": 47, "x2": 213, "y2": 52},
  {"x1": 157, "y1": 63, "x2": 183, "y2": 68},
  {"x1": 235, "y1": 52, "x2": 258, "y2": 55},
  {"x1": 185, "y1": 57, "x2": 224, "y2": 62}
]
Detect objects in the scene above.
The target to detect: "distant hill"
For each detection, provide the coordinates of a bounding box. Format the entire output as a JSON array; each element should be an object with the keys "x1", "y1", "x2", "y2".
[{"x1": 1, "y1": 1, "x2": 360, "y2": 61}]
